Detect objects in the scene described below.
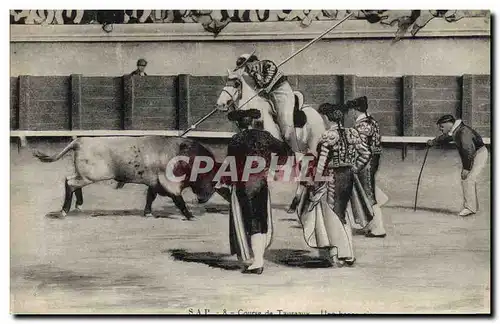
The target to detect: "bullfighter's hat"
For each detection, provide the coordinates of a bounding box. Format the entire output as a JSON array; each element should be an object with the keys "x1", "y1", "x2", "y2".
[
  {"x1": 436, "y1": 114, "x2": 456, "y2": 125},
  {"x1": 227, "y1": 109, "x2": 261, "y2": 122},
  {"x1": 234, "y1": 48, "x2": 258, "y2": 71},
  {"x1": 345, "y1": 96, "x2": 368, "y2": 112},
  {"x1": 318, "y1": 103, "x2": 345, "y2": 122},
  {"x1": 318, "y1": 103, "x2": 341, "y2": 115}
]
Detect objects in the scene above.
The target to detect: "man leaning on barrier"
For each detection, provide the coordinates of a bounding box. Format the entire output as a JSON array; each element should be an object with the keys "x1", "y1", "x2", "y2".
[{"x1": 427, "y1": 114, "x2": 488, "y2": 217}]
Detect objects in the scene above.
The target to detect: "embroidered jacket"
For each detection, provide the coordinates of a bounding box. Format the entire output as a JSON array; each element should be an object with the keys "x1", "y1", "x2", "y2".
[
  {"x1": 317, "y1": 127, "x2": 372, "y2": 173},
  {"x1": 307, "y1": 126, "x2": 371, "y2": 211},
  {"x1": 244, "y1": 60, "x2": 285, "y2": 91},
  {"x1": 355, "y1": 115, "x2": 382, "y2": 155}
]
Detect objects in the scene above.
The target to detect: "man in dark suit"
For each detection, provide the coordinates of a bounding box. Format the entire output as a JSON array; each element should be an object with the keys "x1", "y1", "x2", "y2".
[
  {"x1": 427, "y1": 115, "x2": 488, "y2": 217},
  {"x1": 224, "y1": 109, "x2": 293, "y2": 274},
  {"x1": 130, "y1": 59, "x2": 148, "y2": 76}
]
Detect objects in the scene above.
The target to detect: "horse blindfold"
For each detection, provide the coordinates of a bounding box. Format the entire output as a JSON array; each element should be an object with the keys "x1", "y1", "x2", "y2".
[{"x1": 227, "y1": 109, "x2": 261, "y2": 122}]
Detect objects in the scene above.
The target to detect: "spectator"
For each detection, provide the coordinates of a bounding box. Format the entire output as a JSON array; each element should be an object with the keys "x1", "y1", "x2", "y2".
[{"x1": 130, "y1": 59, "x2": 148, "y2": 76}]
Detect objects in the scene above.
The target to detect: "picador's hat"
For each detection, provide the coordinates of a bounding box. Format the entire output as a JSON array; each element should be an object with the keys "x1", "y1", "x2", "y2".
[
  {"x1": 234, "y1": 49, "x2": 257, "y2": 71},
  {"x1": 436, "y1": 114, "x2": 456, "y2": 125},
  {"x1": 227, "y1": 109, "x2": 261, "y2": 122}
]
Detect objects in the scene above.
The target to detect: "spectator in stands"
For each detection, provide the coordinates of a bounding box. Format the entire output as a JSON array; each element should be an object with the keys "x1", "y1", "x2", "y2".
[
  {"x1": 427, "y1": 115, "x2": 488, "y2": 217},
  {"x1": 130, "y1": 59, "x2": 148, "y2": 76}
]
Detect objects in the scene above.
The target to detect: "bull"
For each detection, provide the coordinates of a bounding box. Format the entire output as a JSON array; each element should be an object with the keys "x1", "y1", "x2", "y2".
[{"x1": 33, "y1": 136, "x2": 230, "y2": 219}]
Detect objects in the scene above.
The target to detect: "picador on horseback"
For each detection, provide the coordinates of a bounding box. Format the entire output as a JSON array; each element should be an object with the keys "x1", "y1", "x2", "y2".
[{"x1": 220, "y1": 51, "x2": 308, "y2": 138}]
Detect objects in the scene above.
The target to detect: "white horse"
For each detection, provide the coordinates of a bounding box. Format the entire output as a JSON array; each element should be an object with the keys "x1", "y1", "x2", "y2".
[
  {"x1": 217, "y1": 68, "x2": 328, "y2": 155},
  {"x1": 217, "y1": 68, "x2": 282, "y2": 141},
  {"x1": 216, "y1": 68, "x2": 329, "y2": 211}
]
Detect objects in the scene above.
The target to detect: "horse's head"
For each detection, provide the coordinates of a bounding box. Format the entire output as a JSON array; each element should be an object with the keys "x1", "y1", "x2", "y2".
[
  {"x1": 216, "y1": 68, "x2": 282, "y2": 140},
  {"x1": 216, "y1": 69, "x2": 245, "y2": 111}
]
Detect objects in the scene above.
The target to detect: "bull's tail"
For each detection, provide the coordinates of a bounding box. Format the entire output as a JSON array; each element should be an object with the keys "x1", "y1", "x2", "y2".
[{"x1": 33, "y1": 138, "x2": 79, "y2": 163}]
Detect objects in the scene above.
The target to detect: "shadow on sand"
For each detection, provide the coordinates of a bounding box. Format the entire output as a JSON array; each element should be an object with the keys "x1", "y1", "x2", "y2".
[
  {"x1": 204, "y1": 203, "x2": 292, "y2": 215},
  {"x1": 385, "y1": 205, "x2": 457, "y2": 215},
  {"x1": 265, "y1": 249, "x2": 333, "y2": 268},
  {"x1": 167, "y1": 248, "x2": 333, "y2": 270},
  {"x1": 45, "y1": 202, "x2": 295, "y2": 219},
  {"x1": 167, "y1": 249, "x2": 243, "y2": 271},
  {"x1": 203, "y1": 204, "x2": 230, "y2": 214},
  {"x1": 45, "y1": 209, "x2": 180, "y2": 219}
]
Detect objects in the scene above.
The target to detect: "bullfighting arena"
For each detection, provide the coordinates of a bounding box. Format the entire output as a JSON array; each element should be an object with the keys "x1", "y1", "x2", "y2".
[{"x1": 9, "y1": 140, "x2": 490, "y2": 314}]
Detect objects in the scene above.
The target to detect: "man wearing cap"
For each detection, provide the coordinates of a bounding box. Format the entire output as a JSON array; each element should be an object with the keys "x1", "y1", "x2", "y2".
[
  {"x1": 130, "y1": 59, "x2": 148, "y2": 76},
  {"x1": 427, "y1": 115, "x2": 488, "y2": 217}
]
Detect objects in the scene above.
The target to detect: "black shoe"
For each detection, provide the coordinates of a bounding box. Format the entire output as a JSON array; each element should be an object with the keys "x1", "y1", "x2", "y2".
[
  {"x1": 242, "y1": 267, "x2": 264, "y2": 275},
  {"x1": 344, "y1": 258, "x2": 356, "y2": 266},
  {"x1": 286, "y1": 197, "x2": 299, "y2": 214},
  {"x1": 365, "y1": 232, "x2": 386, "y2": 238},
  {"x1": 337, "y1": 257, "x2": 356, "y2": 267}
]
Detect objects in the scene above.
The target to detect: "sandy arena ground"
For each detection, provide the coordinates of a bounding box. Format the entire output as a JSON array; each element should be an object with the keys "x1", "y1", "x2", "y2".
[{"x1": 10, "y1": 141, "x2": 491, "y2": 314}]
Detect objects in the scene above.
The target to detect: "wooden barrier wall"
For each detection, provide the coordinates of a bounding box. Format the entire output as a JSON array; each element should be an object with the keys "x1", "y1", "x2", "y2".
[
  {"x1": 10, "y1": 77, "x2": 18, "y2": 130},
  {"x1": 18, "y1": 76, "x2": 71, "y2": 131},
  {"x1": 289, "y1": 75, "x2": 343, "y2": 106},
  {"x1": 10, "y1": 74, "x2": 491, "y2": 137},
  {"x1": 468, "y1": 75, "x2": 491, "y2": 137},
  {"x1": 350, "y1": 76, "x2": 402, "y2": 136},
  {"x1": 124, "y1": 76, "x2": 177, "y2": 130},
  {"x1": 404, "y1": 76, "x2": 462, "y2": 136},
  {"x1": 74, "y1": 76, "x2": 124, "y2": 130},
  {"x1": 188, "y1": 76, "x2": 234, "y2": 132}
]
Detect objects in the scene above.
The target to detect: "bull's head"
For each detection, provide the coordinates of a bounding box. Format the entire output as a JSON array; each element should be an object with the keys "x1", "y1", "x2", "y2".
[{"x1": 190, "y1": 159, "x2": 225, "y2": 204}]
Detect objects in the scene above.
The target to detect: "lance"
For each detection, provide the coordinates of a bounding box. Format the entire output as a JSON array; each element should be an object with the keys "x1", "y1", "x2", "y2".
[
  {"x1": 180, "y1": 12, "x2": 355, "y2": 137},
  {"x1": 414, "y1": 146, "x2": 430, "y2": 211},
  {"x1": 180, "y1": 107, "x2": 218, "y2": 137}
]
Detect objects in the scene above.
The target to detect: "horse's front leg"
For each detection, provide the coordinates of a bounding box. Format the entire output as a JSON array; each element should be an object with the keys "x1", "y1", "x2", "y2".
[{"x1": 286, "y1": 152, "x2": 309, "y2": 214}]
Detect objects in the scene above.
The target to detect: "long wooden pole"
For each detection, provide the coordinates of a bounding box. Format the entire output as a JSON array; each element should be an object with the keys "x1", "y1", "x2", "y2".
[
  {"x1": 414, "y1": 146, "x2": 430, "y2": 212},
  {"x1": 180, "y1": 108, "x2": 218, "y2": 137},
  {"x1": 180, "y1": 13, "x2": 354, "y2": 137}
]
